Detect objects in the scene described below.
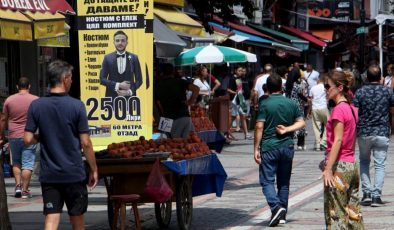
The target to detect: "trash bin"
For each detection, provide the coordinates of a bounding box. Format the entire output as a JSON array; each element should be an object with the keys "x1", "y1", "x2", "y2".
[{"x1": 209, "y1": 96, "x2": 229, "y2": 133}]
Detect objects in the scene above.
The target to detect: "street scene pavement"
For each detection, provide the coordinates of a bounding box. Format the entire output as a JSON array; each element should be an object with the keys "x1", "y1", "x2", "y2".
[{"x1": 5, "y1": 122, "x2": 394, "y2": 229}]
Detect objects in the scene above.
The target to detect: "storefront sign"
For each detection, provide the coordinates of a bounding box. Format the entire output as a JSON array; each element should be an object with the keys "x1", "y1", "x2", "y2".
[
  {"x1": 34, "y1": 20, "x2": 64, "y2": 39},
  {"x1": 0, "y1": 20, "x2": 32, "y2": 41},
  {"x1": 0, "y1": 0, "x2": 74, "y2": 14},
  {"x1": 308, "y1": 0, "x2": 352, "y2": 20},
  {"x1": 37, "y1": 28, "x2": 69, "y2": 47},
  {"x1": 77, "y1": 0, "x2": 153, "y2": 150}
]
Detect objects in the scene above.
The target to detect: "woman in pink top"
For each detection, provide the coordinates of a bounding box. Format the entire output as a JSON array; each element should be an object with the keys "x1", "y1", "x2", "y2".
[{"x1": 323, "y1": 70, "x2": 364, "y2": 229}]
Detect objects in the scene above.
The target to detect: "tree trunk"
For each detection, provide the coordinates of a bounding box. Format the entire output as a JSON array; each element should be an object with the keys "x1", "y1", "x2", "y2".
[{"x1": 0, "y1": 157, "x2": 12, "y2": 230}]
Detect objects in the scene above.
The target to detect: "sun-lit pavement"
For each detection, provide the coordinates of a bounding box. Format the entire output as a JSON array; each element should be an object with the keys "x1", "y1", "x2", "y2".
[{"x1": 5, "y1": 121, "x2": 394, "y2": 229}]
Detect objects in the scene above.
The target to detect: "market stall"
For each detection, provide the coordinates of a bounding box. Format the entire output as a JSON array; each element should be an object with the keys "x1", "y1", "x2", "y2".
[
  {"x1": 190, "y1": 106, "x2": 226, "y2": 153},
  {"x1": 96, "y1": 133, "x2": 227, "y2": 230}
]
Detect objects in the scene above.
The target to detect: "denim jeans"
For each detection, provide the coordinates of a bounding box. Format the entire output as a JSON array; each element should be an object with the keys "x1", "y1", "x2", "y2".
[
  {"x1": 259, "y1": 145, "x2": 294, "y2": 212},
  {"x1": 9, "y1": 138, "x2": 37, "y2": 170},
  {"x1": 357, "y1": 136, "x2": 389, "y2": 198}
]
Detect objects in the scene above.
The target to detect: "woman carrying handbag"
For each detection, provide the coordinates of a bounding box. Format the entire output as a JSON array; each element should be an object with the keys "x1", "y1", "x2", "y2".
[{"x1": 322, "y1": 70, "x2": 364, "y2": 229}]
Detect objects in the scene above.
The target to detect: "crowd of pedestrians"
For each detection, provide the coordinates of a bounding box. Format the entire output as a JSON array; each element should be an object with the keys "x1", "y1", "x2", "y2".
[
  {"x1": 2, "y1": 59, "x2": 394, "y2": 229},
  {"x1": 252, "y1": 61, "x2": 394, "y2": 229}
]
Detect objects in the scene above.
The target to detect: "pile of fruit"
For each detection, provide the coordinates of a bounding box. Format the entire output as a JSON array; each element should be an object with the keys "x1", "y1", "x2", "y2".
[
  {"x1": 107, "y1": 132, "x2": 212, "y2": 160},
  {"x1": 190, "y1": 106, "x2": 207, "y2": 117},
  {"x1": 190, "y1": 106, "x2": 216, "y2": 132}
]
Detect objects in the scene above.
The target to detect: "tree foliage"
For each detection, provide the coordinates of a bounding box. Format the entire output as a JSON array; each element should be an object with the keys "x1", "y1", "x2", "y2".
[{"x1": 187, "y1": 0, "x2": 255, "y2": 33}]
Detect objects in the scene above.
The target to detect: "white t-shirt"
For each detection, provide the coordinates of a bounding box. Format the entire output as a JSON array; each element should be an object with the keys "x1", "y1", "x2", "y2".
[
  {"x1": 305, "y1": 70, "x2": 319, "y2": 91},
  {"x1": 309, "y1": 83, "x2": 327, "y2": 110},
  {"x1": 193, "y1": 78, "x2": 210, "y2": 92},
  {"x1": 384, "y1": 76, "x2": 392, "y2": 88},
  {"x1": 254, "y1": 74, "x2": 269, "y2": 98}
]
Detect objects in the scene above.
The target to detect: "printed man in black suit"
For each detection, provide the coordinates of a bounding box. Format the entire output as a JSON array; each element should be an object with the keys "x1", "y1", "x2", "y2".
[{"x1": 100, "y1": 30, "x2": 142, "y2": 98}]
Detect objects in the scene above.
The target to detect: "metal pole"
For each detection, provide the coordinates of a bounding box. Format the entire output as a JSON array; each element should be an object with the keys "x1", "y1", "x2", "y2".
[
  {"x1": 379, "y1": 23, "x2": 383, "y2": 72},
  {"x1": 359, "y1": 0, "x2": 365, "y2": 73},
  {"x1": 306, "y1": 0, "x2": 309, "y2": 32}
]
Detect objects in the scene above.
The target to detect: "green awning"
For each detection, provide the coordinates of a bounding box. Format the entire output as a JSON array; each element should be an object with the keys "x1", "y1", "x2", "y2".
[{"x1": 248, "y1": 23, "x2": 309, "y2": 51}]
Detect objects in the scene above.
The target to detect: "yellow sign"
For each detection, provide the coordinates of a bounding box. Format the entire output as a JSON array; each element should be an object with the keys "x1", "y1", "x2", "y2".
[
  {"x1": 0, "y1": 20, "x2": 32, "y2": 41},
  {"x1": 77, "y1": 0, "x2": 154, "y2": 150},
  {"x1": 34, "y1": 20, "x2": 64, "y2": 39},
  {"x1": 37, "y1": 29, "x2": 70, "y2": 47},
  {"x1": 154, "y1": 0, "x2": 184, "y2": 7}
]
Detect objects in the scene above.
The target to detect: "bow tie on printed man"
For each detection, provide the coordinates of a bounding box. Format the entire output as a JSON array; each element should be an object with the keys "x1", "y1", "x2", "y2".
[{"x1": 117, "y1": 54, "x2": 125, "y2": 58}]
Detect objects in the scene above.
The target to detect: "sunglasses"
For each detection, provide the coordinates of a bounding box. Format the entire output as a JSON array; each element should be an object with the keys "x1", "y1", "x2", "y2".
[{"x1": 324, "y1": 84, "x2": 332, "y2": 90}]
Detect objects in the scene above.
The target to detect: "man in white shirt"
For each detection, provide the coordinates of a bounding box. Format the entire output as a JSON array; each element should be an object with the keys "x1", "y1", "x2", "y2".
[
  {"x1": 304, "y1": 63, "x2": 319, "y2": 92},
  {"x1": 252, "y1": 64, "x2": 272, "y2": 107},
  {"x1": 308, "y1": 74, "x2": 329, "y2": 151}
]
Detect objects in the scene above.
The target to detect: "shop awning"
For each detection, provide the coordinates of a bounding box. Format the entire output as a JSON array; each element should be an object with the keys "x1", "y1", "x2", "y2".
[
  {"x1": 23, "y1": 11, "x2": 65, "y2": 39},
  {"x1": 212, "y1": 15, "x2": 272, "y2": 40},
  {"x1": 247, "y1": 23, "x2": 309, "y2": 51},
  {"x1": 280, "y1": 25, "x2": 327, "y2": 49},
  {"x1": 154, "y1": 17, "x2": 186, "y2": 58},
  {"x1": 0, "y1": 9, "x2": 32, "y2": 41},
  {"x1": 0, "y1": 0, "x2": 75, "y2": 14},
  {"x1": 212, "y1": 27, "x2": 242, "y2": 43},
  {"x1": 154, "y1": 6, "x2": 205, "y2": 37},
  {"x1": 310, "y1": 29, "x2": 334, "y2": 42},
  {"x1": 209, "y1": 22, "x2": 302, "y2": 52}
]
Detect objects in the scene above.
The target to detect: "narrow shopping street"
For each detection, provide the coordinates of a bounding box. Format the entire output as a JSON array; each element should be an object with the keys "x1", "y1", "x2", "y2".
[{"x1": 6, "y1": 123, "x2": 394, "y2": 230}]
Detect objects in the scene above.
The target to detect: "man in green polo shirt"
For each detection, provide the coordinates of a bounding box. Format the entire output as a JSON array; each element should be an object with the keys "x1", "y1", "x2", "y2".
[{"x1": 254, "y1": 73, "x2": 305, "y2": 227}]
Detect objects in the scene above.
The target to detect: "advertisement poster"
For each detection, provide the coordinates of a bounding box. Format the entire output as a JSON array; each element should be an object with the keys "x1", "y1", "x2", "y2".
[{"x1": 77, "y1": 0, "x2": 153, "y2": 150}]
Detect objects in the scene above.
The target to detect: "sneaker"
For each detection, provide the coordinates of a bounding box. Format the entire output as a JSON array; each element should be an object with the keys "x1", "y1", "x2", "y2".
[
  {"x1": 245, "y1": 134, "x2": 253, "y2": 140},
  {"x1": 360, "y1": 193, "x2": 371, "y2": 206},
  {"x1": 279, "y1": 214, "x2": 286, "y2": 224},
  {"x1": 21, "y1": 190, "x2": 32, "y2": 199},
  {"x1": 14, "y1": 184, "x2": 22, "y2": 198},
  {"x1": 269, "y1": 206, "x2": 286, "y2": 227},
  {"x1": 371, "y1": 197, "x2": 384, "y2": 207},
  {"x1": 297, "y1": 146, "x2": 303, "y2": 151}
]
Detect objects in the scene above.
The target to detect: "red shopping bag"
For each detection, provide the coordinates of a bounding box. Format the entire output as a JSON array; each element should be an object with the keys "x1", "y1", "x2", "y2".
[{"x1": 144, "y1": 158, "x2": 173, "y2": 203}]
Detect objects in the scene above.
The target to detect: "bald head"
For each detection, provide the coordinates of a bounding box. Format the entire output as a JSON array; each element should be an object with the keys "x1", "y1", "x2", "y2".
[{"x1": 366, "y1": 65, "x2": 381, "y2": 82}]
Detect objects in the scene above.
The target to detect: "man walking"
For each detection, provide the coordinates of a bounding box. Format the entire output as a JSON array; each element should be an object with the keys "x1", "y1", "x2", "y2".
[
  {"x1": 308, "y1": 74, "x2": 329, "y2": 151},
  {"x1": 353, "y1": 65, "x2": 394, "y2": 207},
  {"x1": 0, "y1": 77, "x2": 38, "y2": 198},
  {"x1": 24, "y1": 60, "x2": 98, "y2": 229},
  {"x1": 254, "y1": 73, "x2": 305, "y2": 227},
  {"x1": 304, "y1": 63, "x2": 319, "y2": 92}
]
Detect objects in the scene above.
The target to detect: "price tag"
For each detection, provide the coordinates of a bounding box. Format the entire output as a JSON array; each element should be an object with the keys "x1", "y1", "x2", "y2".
[{"x1": 158, "y1": 117, "x2": 173, "y2": 133}]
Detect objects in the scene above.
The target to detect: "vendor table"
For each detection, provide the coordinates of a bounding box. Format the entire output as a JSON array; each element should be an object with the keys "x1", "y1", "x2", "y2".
[
  {"x1": 97, "y1": 154, "x2": 227, "y2": 230},
  {"x1": 197, "y1": 131, "x2": 226, "y2": 153}
]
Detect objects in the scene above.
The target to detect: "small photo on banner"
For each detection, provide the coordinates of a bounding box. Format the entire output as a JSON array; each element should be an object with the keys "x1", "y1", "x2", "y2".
[{"x1": 77, "y1": 0, "x2": 154, "y2": 150}]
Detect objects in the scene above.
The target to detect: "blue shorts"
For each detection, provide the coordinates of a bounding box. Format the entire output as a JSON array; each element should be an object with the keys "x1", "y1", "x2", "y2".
[{"x1": 9, "y1": 138, "x2": 37, "y2": 170}]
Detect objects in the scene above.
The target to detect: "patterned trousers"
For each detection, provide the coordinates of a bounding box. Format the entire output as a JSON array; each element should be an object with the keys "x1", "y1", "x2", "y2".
[{"x1": 324, "y1": 161, "x2": 365, "y2": 230}]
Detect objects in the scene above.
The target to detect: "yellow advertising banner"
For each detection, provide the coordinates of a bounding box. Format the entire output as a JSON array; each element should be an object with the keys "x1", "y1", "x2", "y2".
[
  {"x1": 0, "y1": 20, "x2": 32, "y2": 41},
  {"x1": 77, "y1": 0, "x2": 154, "y2": 150}
]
